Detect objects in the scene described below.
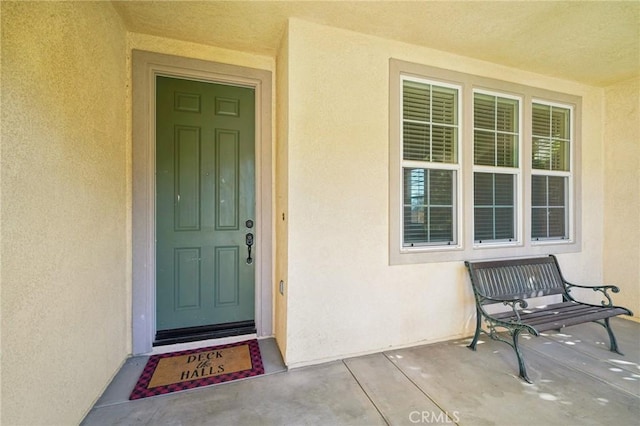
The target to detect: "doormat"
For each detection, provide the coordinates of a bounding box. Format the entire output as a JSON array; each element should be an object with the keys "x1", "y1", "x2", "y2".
[{"x1": 129, "y1": 339, "x2": 264, "y2": 400}]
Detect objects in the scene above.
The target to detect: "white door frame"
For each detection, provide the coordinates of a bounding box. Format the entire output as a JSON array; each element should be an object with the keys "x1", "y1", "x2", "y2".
[{"x1": 131, "y1": 50, "x2": 273, "y2": 355}]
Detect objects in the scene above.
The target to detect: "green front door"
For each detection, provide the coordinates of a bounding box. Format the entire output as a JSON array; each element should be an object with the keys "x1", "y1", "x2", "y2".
[{"x1": 155, "y1": 76, "x2": 255, "y2": 335}]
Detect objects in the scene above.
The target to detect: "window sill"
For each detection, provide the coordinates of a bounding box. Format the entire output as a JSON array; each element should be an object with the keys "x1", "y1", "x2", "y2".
[{"x1": 390, "y1": 239, "x2": 580, "y2": 265}]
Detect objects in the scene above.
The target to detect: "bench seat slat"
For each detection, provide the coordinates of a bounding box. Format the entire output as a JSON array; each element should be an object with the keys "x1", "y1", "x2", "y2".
[
  {"x1": 490, "y1": 302, "x2": 629, "y2": 332},
  {"x1": 492, "y1": 302, "x2": 594, "y2": 320}
]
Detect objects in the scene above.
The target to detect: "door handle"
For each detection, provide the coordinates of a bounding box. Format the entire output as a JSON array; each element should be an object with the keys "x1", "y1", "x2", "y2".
[{"x1": 245, "y1": 232, "x2": 254, "y2": 264}]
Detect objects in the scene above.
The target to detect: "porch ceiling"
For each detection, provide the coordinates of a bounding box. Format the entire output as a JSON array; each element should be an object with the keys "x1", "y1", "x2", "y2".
[{"x1": 112, "y1": 1, "x2": 639, "y2": 87}]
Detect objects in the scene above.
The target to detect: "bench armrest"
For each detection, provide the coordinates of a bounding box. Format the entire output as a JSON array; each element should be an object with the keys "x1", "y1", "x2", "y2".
[
  {"x1": 476, "y1": 294, "x2": 529, "y2": 322},
  {"x1": 564, "y1": 282, "x2": 620, "y2": 307}
]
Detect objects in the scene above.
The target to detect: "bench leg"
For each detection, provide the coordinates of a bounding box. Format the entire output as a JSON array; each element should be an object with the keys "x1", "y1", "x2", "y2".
[
  {"x1": 512, "y1": 328, "x2": 532, "y2": 384},
  {"x1": 468, "y1": 308, "x2": 482, "y2": 351},
  {"x1": 602, "y1": 317, "x2": 624, "y2": 355}
]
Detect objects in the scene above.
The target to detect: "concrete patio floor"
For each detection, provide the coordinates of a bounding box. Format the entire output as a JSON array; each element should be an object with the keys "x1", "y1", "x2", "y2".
[{"x1": 83, "y1": 318, "x2": 639, "y2": 425}]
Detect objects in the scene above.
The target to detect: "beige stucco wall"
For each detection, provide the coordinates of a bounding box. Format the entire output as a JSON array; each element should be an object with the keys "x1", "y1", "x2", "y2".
[
  {"x1": 0, "y1": 3, "x2": 633, "y2": 422},
  {"x1": 275, "y1": 25, "x2": 290, "y2": 359},
  {"x1": 604, "y1": 77, "x2": 640, "y2": 320},
  {"x1": 282, "y1": 19, "x2": 609, "y2": 367},
  {"x1": 1, "y1": 2, "x2": 128, "y2": 424},
  {"x1": 127, "y1": 32, "x2": 274, "y2": 74}
]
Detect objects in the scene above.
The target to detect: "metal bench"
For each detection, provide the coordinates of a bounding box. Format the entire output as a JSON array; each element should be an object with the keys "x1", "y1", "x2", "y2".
[{"x1": 465, "y1": 255, "x2": 633, "y2": 383}]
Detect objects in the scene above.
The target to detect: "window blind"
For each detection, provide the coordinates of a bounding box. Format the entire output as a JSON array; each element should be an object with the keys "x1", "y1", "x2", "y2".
[
  {"x1": 474, "y1": 173, "x2": 515, "y2": 241},
  {"x1": 531, "y1": 102, "x2": 571, "y2": 240},
  {"x1": 532, "y1": 104, "x2": 570, "y2": 171},
  {"x1": 403, "y1": 81, "x2": 457, "y2": 164},
  {"x1": 403, "y1": 168, "x2": 455, "y2": 245},
  {"x1": 473, "y1": 92, "x2": 520, "y2": 243},
  {"x1": 402, "y1": 78, "x2": 459, "y2": 247},
  {"x1": 532, "y1": 175, "x2": 567, "y2": 239}
]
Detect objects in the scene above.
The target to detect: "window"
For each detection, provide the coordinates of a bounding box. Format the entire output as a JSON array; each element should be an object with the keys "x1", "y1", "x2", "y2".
[
  {"x1": 473, "y1": 92, "x2": 521, "y2": 244},
  {"x1": 401, "y1": 77, "x2": 460, "y2": 248},
  {"x1": 531, "y1": 102, "x2": 572, "y2": 240},
  {"x1": 389, "y1": 59, "x2": 581, "y2": 265}
]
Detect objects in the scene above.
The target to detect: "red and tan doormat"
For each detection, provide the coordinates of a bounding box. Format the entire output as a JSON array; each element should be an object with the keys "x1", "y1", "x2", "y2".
[{"x1": 129, "y1": 339, "x2": 264, "y2": 400}]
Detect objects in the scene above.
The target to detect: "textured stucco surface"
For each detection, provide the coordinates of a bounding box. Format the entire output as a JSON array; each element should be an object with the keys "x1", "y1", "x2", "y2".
[
  {"x1": 0, "y1": 1, "x2": 636, "y2": 424},
  {"x1": 282, "y1": 19, "x2": 609, "y2": 367},
  {"x1": 127, "y1": 31, "x2": 274, "y2": 72},
  {"x1": 275, "y1": 25, "x2": 290, "y2": 361},
  {"x1": 604, "y1": 77, "x2": 640, "y2": 320},
  {"x1": 1, "y1": 2, "x2": 128, "y2": 424},
  {"x1": 112, "y1": 1, "x2": 639, "y2": 86}
]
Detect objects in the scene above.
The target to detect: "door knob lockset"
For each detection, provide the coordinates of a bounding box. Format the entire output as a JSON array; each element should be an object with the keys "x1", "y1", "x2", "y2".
[{"x1": 245, "y1": 232, "x2": 254, "y2": 264}]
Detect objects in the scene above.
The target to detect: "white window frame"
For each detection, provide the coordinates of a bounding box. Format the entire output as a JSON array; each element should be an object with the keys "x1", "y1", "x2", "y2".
[
  {"x1": 389, "y1": 59, "x2": 582, "y2": 265},
  {"x1": 472, "y1": 89, "x2": 523, "y2": 248},
  {"x1": 531, "y1": 99, "x2": 575, "y2": 244},
  {"x1": 400, "y1": 75, "x2": 463, "y2": 252}
]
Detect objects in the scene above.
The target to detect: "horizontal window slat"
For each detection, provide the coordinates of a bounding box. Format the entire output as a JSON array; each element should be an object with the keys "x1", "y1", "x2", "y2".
[
  {"x1": 474, "y1": 172, "x2": 516, "y2": 242},
  {"x1": 531, "y1": 175, "x2": 568, "y2": 240},
  {"x1": 403, "y1": 167, "x2": 456, "y2": 246}
]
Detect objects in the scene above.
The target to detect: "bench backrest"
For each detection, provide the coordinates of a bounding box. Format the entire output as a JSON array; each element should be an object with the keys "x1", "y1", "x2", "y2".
[{"x1": 465, "y1": 256, "x2": 566, "y2": 304}]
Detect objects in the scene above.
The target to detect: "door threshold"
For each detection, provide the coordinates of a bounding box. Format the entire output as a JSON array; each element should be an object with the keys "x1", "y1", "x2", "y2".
[
  {"x1": 154, "y1": 321, "x2": 256, "y2": 347},
  {"x1": 150, "y1": 333, "x2": 258, "y2": 356}
]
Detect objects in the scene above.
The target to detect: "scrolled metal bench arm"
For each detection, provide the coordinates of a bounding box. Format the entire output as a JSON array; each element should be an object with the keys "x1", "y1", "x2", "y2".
[
  {"x1": 476, "y1": 294, "x2": 528, "y2": 322},
  {"x1": 564, "y1": 282, "x2": 620, "y2": 307}
]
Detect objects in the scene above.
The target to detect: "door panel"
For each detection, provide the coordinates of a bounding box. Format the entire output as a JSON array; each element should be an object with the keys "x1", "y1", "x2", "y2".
[
  {"x1": 174, "y1": 126, "x2": 201, "y2": 231},
  {"x1": 156, "y1": 76, "x2": 255, "y2": 333},
  {"x1": 216, "y1": 129, "x2": 240, "y2": 229},
  {"x1": 215, "y1": 246, "x2": 240, "y2": 306}
]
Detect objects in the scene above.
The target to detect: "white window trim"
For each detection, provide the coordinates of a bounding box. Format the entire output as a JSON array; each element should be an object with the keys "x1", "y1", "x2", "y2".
[
  {"x1": 530, "y1": 99, "x2": 575, "y2": 244},
  {"x1": 399, "y1": 75, "x2": 463, "y2": 252},
  {"x1": 389, "y1": 59, "x2": 582, "y2": 265},
  {"x1": 472, "y1": 89, "x2": 524, "y2": 248}
]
